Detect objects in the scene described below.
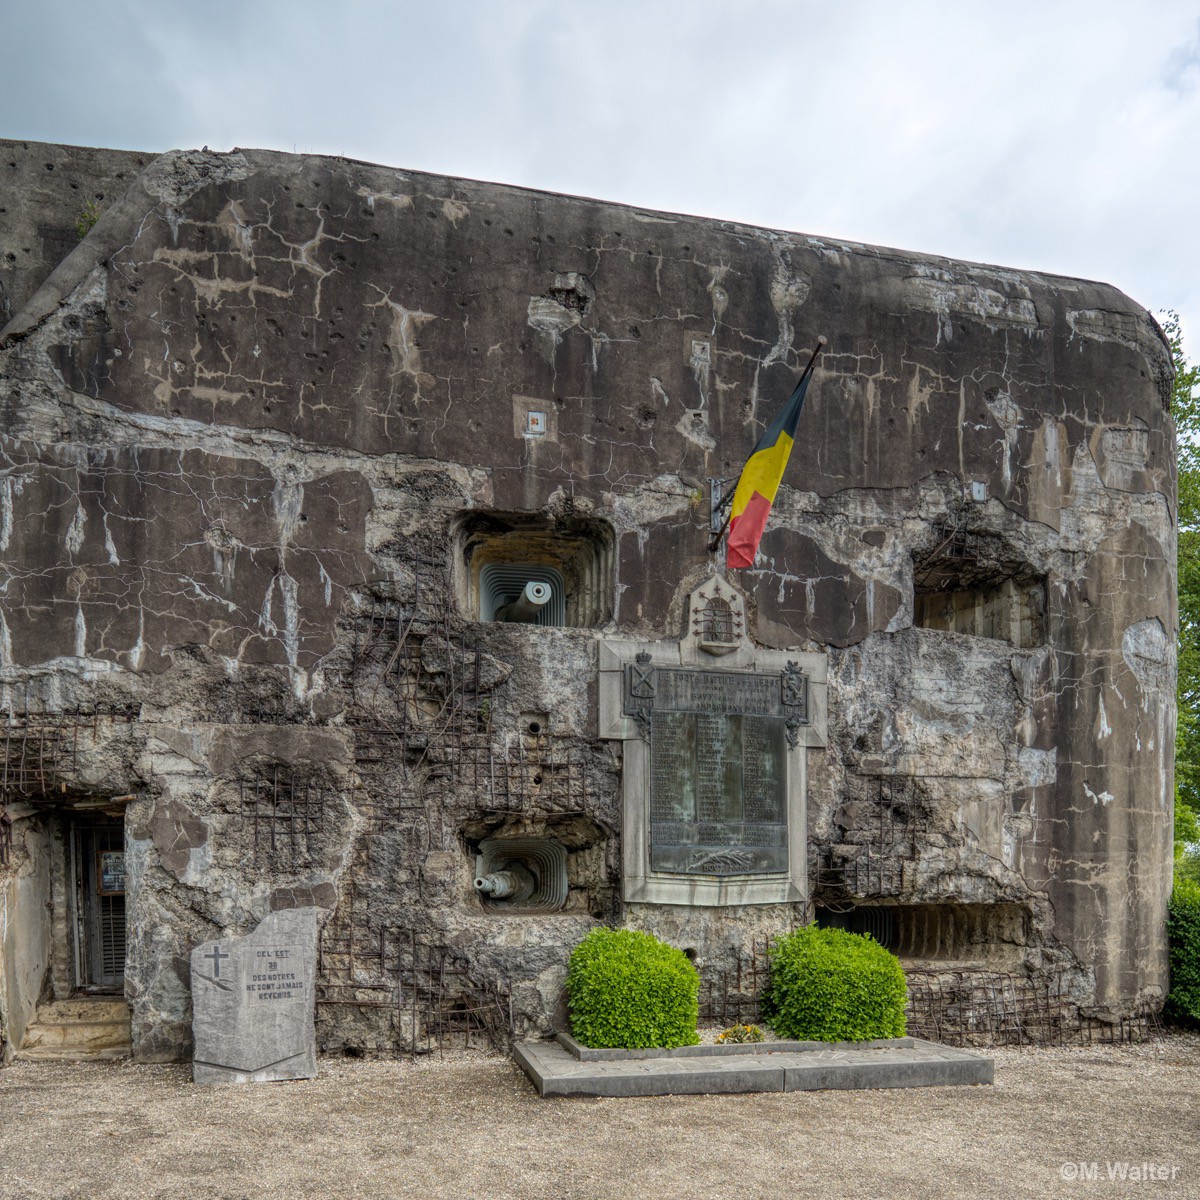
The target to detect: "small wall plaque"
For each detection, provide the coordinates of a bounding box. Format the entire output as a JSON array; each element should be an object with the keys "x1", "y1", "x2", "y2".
[{"x1": 98, "y1": 850, "x2": 125, "y2": 896}]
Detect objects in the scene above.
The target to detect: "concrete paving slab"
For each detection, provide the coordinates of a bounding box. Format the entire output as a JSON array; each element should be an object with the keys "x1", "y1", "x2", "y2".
[
  {"x1": 554, "y1": 1030, "x2": 919, "y2": 1061},
  {"x1": 515, "y1": 1036, "x2": 993, "y2": 1098}
]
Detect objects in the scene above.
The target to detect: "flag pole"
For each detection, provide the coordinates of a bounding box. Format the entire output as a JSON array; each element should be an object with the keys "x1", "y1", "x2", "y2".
[{"x1": 708, "y1": 334, "x2": 827, "y2": 554}]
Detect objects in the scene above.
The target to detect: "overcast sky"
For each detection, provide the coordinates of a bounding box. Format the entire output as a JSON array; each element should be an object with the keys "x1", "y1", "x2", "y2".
[{"x1": 5, "y1": 1, "x2": 1200, "y2": 360}]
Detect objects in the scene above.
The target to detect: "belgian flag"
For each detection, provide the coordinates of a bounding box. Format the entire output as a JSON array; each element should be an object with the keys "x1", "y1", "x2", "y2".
[{"x1": 725, "y1": 364, "x2": 816, "y2": 569}]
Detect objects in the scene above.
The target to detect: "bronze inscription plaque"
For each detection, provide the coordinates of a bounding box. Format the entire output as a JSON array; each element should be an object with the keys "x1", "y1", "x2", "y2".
[{"x1": 627, "y1": 664, "x2": 793, "y2": 876}]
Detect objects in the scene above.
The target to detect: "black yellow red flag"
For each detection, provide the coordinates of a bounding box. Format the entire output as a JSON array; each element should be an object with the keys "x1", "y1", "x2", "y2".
[{"x1": 725, "y1": 371, "x2": 813, "y2": 569}]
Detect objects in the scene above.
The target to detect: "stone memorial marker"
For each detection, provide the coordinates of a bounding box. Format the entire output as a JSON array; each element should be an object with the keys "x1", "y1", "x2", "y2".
[{"x1": 191, "y1": 907, "x2": 318, "y2": 1084}]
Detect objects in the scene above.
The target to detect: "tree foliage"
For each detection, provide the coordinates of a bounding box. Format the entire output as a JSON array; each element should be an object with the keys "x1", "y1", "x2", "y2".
[
  {"x1": 1167, "y1": 876, "x2": 1200, "y2": 1024},
  {"x1": 1166, "y1": 311, "x2": 1200, "y2": 879},
  {"x1": 1178, "y1": 805, "x2": 1200, "y2": 884}
]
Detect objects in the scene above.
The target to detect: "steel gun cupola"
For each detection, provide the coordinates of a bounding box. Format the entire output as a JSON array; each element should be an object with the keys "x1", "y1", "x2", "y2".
[{"x1": 473, "y1": 838, "x2": 569, "y2": 912}]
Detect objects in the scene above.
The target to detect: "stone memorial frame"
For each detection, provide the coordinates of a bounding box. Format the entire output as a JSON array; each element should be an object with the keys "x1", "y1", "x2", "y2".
[{"x1": 599, "y1": 577, "x2": 827, "y2": 906}]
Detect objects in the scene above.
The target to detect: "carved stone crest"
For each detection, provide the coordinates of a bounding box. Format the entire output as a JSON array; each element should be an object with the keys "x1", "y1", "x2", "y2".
[
  {"x1": 781, "y1": 660, "x2": 810, "y2": 750},
  {"x1": 684, "y1": 575, "x2": 747, "y2": 657},
  {"x1": 627, "y1": 651, "x2": 655, "y2": 739}
]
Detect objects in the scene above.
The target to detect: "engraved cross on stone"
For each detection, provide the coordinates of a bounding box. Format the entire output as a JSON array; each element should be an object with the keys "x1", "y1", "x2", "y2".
[{"x1": 205, "y1": 946, "x2": 229, "y2": 978}]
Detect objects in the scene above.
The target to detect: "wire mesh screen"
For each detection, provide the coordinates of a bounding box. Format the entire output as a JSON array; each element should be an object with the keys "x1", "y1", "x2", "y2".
[
  {"x1": 235, "y1": 765, "x2": 329, "y2": 867},
  {"x1": 0, "y1": 695, "x2": 138, "y2": 808},
  {"x1": 314, "y1": 566, "x2": 619, "y2": 1055},
  {"x1": 316, "y1": 909, "x2": 515, "y2": 1057},
  {"x1": 809, "y1": 776, "x2": 928, "y2": 900},
  {"x1": 697, "y1": 936, "x2": 1165, "y2": 1049},
  {"x1": 345, "y1": 577, "x2": 607, "y2": 843},
  {"x1": 2, "y1": 714, "x2": 64, "y2": 799},
  {"x1": 904, "y1": 967, "x2": 1165, "y2": 1048},
  {"x1": 698, "y1": 937, "x2": 780, "y2": 1028},
  {"x1": 912, "y1": 521, "x2": 1026, "y2": 593}
]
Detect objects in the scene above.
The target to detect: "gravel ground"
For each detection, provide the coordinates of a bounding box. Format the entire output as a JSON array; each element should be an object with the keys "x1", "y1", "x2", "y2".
[{"x1": 2, "y1": 1034, "x2": 1199, "y2": 1200}]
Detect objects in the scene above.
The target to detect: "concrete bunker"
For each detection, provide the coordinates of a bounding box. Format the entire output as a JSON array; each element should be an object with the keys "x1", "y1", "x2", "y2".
[{"x1": 0, "y1": 140, "x2": 1176, "y2": 1062}]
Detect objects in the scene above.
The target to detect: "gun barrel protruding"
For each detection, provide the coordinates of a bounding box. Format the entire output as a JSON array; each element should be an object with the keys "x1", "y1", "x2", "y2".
[
  {"x1": 473, "y1": 863, "x2": 536, "y2": 902},
  {"x1": 474, "y1": 870, "x2": 520, "y2": 898},
  {"x1": 496, "y1": 580, "x2": 552, "y2": 623}
]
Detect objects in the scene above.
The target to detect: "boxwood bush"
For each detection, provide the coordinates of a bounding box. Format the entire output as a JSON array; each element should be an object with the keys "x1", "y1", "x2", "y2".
[
  {"x1": 768, "y1": 924, "x2": 907, "y2": 1042},
  {"x1": 1167, "y1": 876, "x2": 1200, "y2": 1025},
  {"x1": 567, "y1": 928, "x2": 700, "y2": 1049}
]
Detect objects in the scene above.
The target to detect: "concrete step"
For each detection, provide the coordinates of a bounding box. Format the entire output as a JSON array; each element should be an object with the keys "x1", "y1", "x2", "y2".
[
  {"x1": 32, "y1": 997, "x2": 128, "y2": 1025},
  {"x1": 21, "y1": 1020, "x2": 130, "y2": 1051},
  {"x1": 17, "y1": 1043, "x2": 132, "y2": 1062},
  {"x1": 16, "y1": 997, "x2": 131, "y2": 1062}
]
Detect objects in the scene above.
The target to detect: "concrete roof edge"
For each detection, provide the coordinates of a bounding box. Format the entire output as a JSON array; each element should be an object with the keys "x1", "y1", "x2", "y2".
[
  {"x1": 0, "y1": 139, "x2": 1157, "y2": 326},
  {"x1": 214, "y1": 145, "x2": 1151, "y2": 310},
  {"x1": 0, "y1": 148, "x2": 255, "y2": 346}
]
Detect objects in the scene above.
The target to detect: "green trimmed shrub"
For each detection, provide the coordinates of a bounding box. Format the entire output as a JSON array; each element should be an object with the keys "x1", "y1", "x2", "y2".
[
  {"x1": 567, "y1": 928, "x2": 700, "y2": 1049},
  {"x1": 768, "y1": 924, "x2": 907, "y2": 1042},
  {"x1": 1167, "y1": 876, "x2": 1200, "y2": 1025}
]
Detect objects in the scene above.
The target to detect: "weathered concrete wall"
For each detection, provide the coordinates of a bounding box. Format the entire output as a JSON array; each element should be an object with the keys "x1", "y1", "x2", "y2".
[
  {"x1": 0, "y1": 141, "x2": 154, "y2": 326},
  {"x1": 0, "y1": 810, "x2": 52, "y2": 1060},
  {"x1": 0, "y1": 140, "x2": 1176, "y2": 1057}
]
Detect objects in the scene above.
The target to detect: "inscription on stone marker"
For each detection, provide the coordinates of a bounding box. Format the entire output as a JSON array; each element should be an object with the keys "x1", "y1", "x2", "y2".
[
  {"x1": 246, "y1": 947, "x2": 307, "y2": 1001},
  {"x1": 191, "y1": 907, "x2": 318, "y2": 1085}
]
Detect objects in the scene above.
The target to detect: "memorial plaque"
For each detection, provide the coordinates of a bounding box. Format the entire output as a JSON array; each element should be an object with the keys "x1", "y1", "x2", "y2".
[
  {"x1": 654, "y1": 669, "x2": 788, "y2": 718},
  {"x1": 626, "y1": 664, "x2": 796, "y2": 876},
  {"x1": 603, "y1": 585, "x2": 824, "y2": 906},
  {"x1": 191, "y1": 907, "x2": 318, "y2": 1085},
  {"x1": 625, "y1": 660, "x2": 809, "y2": 748}
]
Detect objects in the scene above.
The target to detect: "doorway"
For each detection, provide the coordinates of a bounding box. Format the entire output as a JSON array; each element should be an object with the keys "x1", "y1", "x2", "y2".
[{"x1": 69, "y1": 817, "x2": 125, "y2": 992}]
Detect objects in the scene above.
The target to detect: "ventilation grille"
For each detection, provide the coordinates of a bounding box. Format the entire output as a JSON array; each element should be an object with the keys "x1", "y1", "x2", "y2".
[
  {"x1": 479, "y1": 564, "x2": 566, "y2": 626},
  {"x1": 817, "y1": 905, "x2": 897, "y2": 950},
  {"x1": 816, "y1": 903, "x2": 1029, "y2": 963},
  {"x1": 94, "y1": 821, "x2": 126, "y2": 988},
  {"x1": 100, "y1": 894, "x2": 126, "y2": 980}
]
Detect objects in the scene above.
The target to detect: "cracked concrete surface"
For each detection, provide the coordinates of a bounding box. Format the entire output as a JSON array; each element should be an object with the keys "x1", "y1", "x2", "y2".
[{"x1": 0, "y1": 140, "x2": 1177, "y2": 1062}]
